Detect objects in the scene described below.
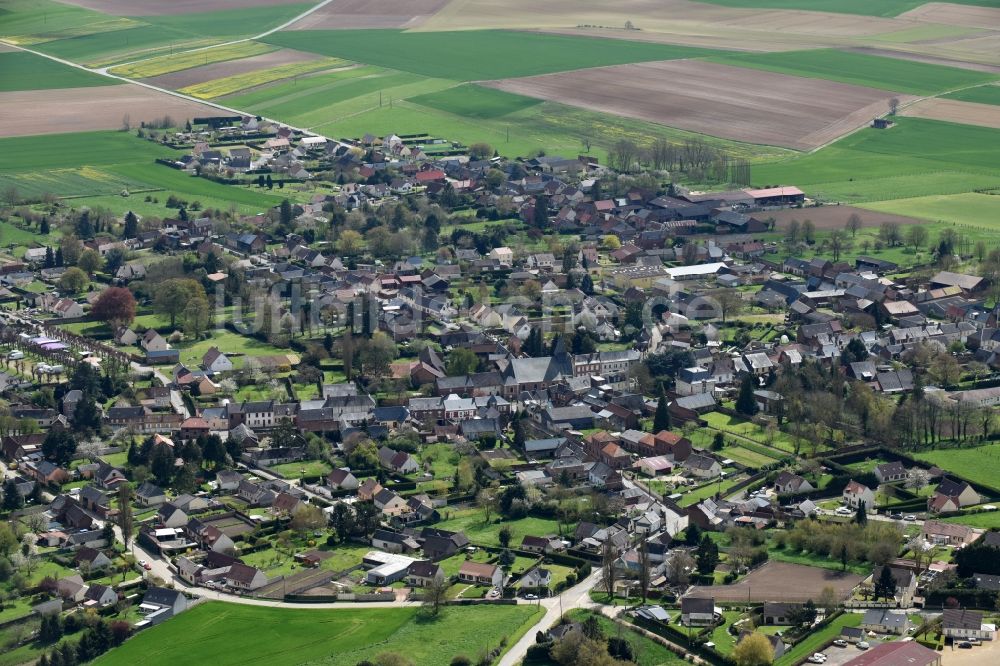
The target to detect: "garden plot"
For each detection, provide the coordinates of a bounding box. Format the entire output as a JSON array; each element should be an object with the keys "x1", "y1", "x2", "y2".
[{"x1": 686, "y1": 561, "x2": 864, "y2": 603}]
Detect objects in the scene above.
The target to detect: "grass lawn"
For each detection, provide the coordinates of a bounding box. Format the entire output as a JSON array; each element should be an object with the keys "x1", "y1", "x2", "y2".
[
  {"x1": 776, "y1": 613, "x2": 862, "y2": 666},
  {"x1": 100, "y1": 451, "x2": 130, "y2": 468},
  {"x1": 269, "y1": 459, "x2": 332, "y2": 480},
  {"x1": 677, "y1": 477, "x2": 745, "y2": 507},
  {"x1": 171, "y1": 328, "x2": 292, "y2": 368},
  {"x1": 710, "y1": 610, "x2": 748, "y2": 655},
  {"x1": 941, "y1": 510, "x2": 1000, "y2": 529},
  {"x1": 434, "y1": 508, "x2": 570, "y2": 547},
  {"x1": 709, "y1": 49, "x2": 997, "y2": 96},
  {"x1": 913, "y1": 443, "x2": 1000, "y2": 491},
  {"x1": 318, "y1": 544, "x2": 371, "y2": 573},
  {"x1": 95, "y1": 601, "x2": 542, "y2": 666},
  {"x1": 753, "y1": 117, "x2": 1000, "y2": 204},
  {"x1": 0, "y1": 51, "x2": 119, "y2": 91},
  {"x1": 767, "y1": 545, "x2": 872, "y2": 577},
  {"x1": 263, "y1": 29, "x2": 726, "y2": 81},
  {"x1": 700, "y1": 412, "x2": 801, "y2": 454},
  {"x1": 566, "y1": 610, "x2": 688, "y2": 666},
  {"x1": 861, "y1": 192, "x2": 1000, "y2": 227},
  {"x1": 0, "y1": 596, "x2": 33, "y2": 624},
  {"x1": 943, "y1": 83, "x2": 1000, "y2": 106}
]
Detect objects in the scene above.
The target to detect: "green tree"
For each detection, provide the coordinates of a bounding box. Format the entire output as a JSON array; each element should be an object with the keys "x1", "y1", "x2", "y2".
[
  {"x1": 154, "y1": 278, "x2": 206, "y2": 328},
  {"x1": 874, "y1": 565, "x2": 897, "y2": 601},
  {"x1": 445, "y1": 347, "x2": 479, "y2": 376},
  {"x1": 696, "y1": 534, "x2": 719, "y2": 576},
  {"x1": 855, "y1": 501, "x2": 868, "y2": 526},
  {"x1": 42, "y1": 429, "x2": 77, "y2": 466},
  {"x1": 77, "y1": 249, "x2": 101, "y2": 275},
  {"x1": 732, "y1": 632, "x2": 774, "y2": 666},
  {"x1": 735, "y1": 373, "x2": 759, "y2": 416},
  {"x1": 122, "y1": 211, "x2": 138, "y2": 239},
  {"x1": 57, "y1": 267, "x2": 88, "y2": 294},
  {"x1": 653, "y1": 388, "x2": 671, "y2": 432}
]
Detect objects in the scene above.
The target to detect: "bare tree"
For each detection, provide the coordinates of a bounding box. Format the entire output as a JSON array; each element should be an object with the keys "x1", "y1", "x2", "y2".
[
  {"x1": 845, "y1": 213, "x2": 863, "y2": 237},
  {"x1": 422, "y1": 576, "x2": 450, "y2": 616},
  {"x1": 889, "y1": 97, "x2": 900, "y2": 116},
  {"x1": 712, "y1": 289, "x2": 743, "y2": 323},
  {"x1": 121, "y1": 113, "x2": 131, "y2": 131},
  {"x1": 609, "y1": 140, "x2": 638, "y2": 173},
  {"x1": 829, "y1": 230, "x2": 846, "y2": 262},
  {"x1": 601, "y1": 538, "x2": 618, "y2": 599},
  {"x1": 649, "y1": 137, "x2": 672, "y2": 171},
  {"x1": 667, "y1": 551, "x2": 694, "y2": 586}
]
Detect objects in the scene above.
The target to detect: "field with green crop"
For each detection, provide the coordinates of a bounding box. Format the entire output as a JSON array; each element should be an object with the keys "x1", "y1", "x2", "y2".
[
  {"x1": 943, "y1": 84, "x2": 1000, "y2": 107},
  {"x1": 24, "y1": 4, "x2": 313, "y2": 68},
  {"x1": 0, "y1": 0, "x2": 138, "y2": 45},
  {"x1": 108, "y1": 41, "x2": 277, "y2": 79},
  {"x1": 0, "y1": 131, "x2": 284, "y2": 214},
  {"x1": 710, "y1": 49, "x2": 997, "y2": 95},
  {"x1": 752, "y1": 118, "x2": 1000, "y2": 203},
  {"x1": 434, "y1": 507, "x2": 570, "y2": 546},
  {"x1": 913, "y1": 443, "x2": 1000, "y2": 491},
  {"x1": 95, "y1": 602, "x2": 541, "y2": 666},
  {"x1": 0, "y1": 51, "x2": 119, "y2": 91},
  {"x1": 263, "y1": 29, "x2": 727, "y2": 81},
  {"x1": 861, "y1": 192, "x2": 1000, "y2": 227},
  {"x1": 692, "y1": 0, "x2": 1000, "y2": 17},
  {"x1": 410, "y1": 84, "x2": 542, "y2": 119}
]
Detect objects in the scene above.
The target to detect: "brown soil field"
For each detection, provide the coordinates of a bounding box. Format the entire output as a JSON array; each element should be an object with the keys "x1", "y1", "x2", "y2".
[
  {"x1": 419, "y1": 0, "x2": 911, "y2": 39},
  {"x1": 484, "y1": 60, "x2": 913, "y2": 151},
  {"x1": 900, "y1": 97, "x2": 1000, "y2": 129},
  {"x1": 766, "y1": 206, "x2": 925, "y2": 231},
  {"x1": 287, "y1": 0, "x2": 450, "y2": 29},
  {"x1": 143, "y1": 48, "x2": 320, "y2": 90},
  {"x1": 899, "y1": 3, "x2": 1000, "y2": 30},
  {"x1": 537, "y1": 27, "x2": 808, "y2": 53},
  {"x1": 0, "y1": 85, "x2": 216, "y2": 137},
  {"x1": 55, "y1": 0, "x2": 305, "y2": 16},
  {"x1": 844, "y1": 47, "x2": 1000, "y2": 74},
  {"x1": 686, "y1": 561, "x2": 864, "y2": 603}
]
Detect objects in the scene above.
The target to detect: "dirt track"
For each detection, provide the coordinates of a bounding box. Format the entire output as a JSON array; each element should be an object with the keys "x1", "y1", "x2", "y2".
[
  {"x1": 485, "y1": 60, "x2": 912, "y2": 151},
  {"x1": 0, "y1": 85, "x2": 217, "y2": 137},
  {"x1": 901, "y1": 98, "x2": 1000, "y2": 129},
  {"x1": 143, "y1": 48, "x2": 321, "y2": 90},
  {"x1": 54, "y1": 0, "x2": 306, "y2": 16},
  {"x1": 287, "y1": 0, "x2": 449, "y2": 29}
]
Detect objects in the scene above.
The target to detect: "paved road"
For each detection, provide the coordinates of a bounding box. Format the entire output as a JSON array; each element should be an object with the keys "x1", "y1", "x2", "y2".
[{"x1": 497, "y1": 570, "x2": 602, "y2": 666}]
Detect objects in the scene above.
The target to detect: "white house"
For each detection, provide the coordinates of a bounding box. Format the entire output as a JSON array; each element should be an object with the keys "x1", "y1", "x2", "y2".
[
  {"x1": 680, "y1": 596, "x2": 715, "y2": 627},
  {"x1": 843, "y1": 480, "x2": 875, "y2": 512},
  {"x1": 942, "y1": 608, "x2": 996, "y2": 641},
  {"x1": 202, "y1": 347, "x2": 233, "y2": 374}
]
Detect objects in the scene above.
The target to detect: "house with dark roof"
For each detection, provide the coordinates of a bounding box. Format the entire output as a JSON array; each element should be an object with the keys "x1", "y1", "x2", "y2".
[
  {"x1": 942, "y1": 608, "x2": 995, "y2": 640},
  {"x1": 874, "y1": 462, "x2": 908, "y2": 485},
  {"x1": 928, "y1": 477, "x2": 980, "y2": 514},
  {"x1": 406, "y1": 560, "x2": 444, "y2": 588},
  {"x1": 680, "y1": 596, "x2": 715, "y2": 626},
  {"x1": 140, "y1": 587, "x2": 189, "y2": 626},
  {"x1": 861, "y1": 609, "x2": 910, "y2": 635}
]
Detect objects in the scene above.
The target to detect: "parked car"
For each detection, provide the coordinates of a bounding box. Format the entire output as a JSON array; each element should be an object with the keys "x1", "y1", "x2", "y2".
[
  {"x1": 7, "y1": 350, "x2": 24, "y2": 360},
  {"x1": 836, "y1": 507, "x2": 851, "y2": 515},
  {"x1": 904, "y1": 515, "x2": 917, "y2": 521},
  {"x1": 958, "y1": 642, "x2": 973, "y2": 649},
  {"x1": 832, "y1": 639, "x2": 848, "y2": 647},
  {"x1": 524, "y1": 594, "x2": 537, "y2": 600},
  {"x1": 890, "y1": 513, "x2": 903, "y2": 520},
  {"x1": 857, "y1": 642, "x2": 870, "y2": 650}
]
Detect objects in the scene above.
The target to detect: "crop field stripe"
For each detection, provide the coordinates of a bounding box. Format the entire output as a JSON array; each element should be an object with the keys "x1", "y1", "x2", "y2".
[
  {"x1": 409, "y1": 83, "x2": 542, "y2": 119},
  {"x1": 108, "y1": 41, "x2": 278, "y2": 79},
  {"x1": 689, "y1": 0, "x2": 1000, "y2": 18},
  {"x1": 943, "y1": 83, "x2": 1000, "y2": 106},
  {"x1": 708, "y1": 48, "x2": 999, "y2": 95},
  {"x1": 178, "y1": 58, "x2": 351, "y2": 99},
  {"x1": 261, "y1": 29, "x2": 731, "y2": 80},
  {"x1": 0, "y1": 51, "x2": 121, "y2": 91},
  {"x1": 221, "y1": 65, "x2": 385, "y2": 108}
]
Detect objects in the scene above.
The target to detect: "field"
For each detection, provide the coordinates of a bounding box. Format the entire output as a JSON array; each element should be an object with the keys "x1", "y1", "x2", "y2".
[
  {"x1": 709, "y1": 49, "x2": 998, "y2": 95},
  {"x1": 0, "y1": 51, "x2": 119, "y2": 91},
  {"x1": 861, "y1": 192, "x2": 1000, "y2": 227},
  {"x1": 686, "y1": 561, "x2": 865, "y2": 603},
  {"x1": 765, "y1": 205, "x2": 923, "y2": 230},
  {"x1": 410, "y1": 84, "x2": 542, "y2": 120},
  {"x1": 775, "y1": 613, "x2": 862, "y2": 666},
  {"x1": 485, "y1": 60, "x2": 910, "y2": 150},
  {"x1": 434, "y1": 507, "x2": 569, "y2": 547},
  {"x1": 0, "y1": 84, "x2": 215, "y2": 137},
  {"x1": 286, "y1": 0, "x2": 450, "y2": 29},
  {"x1": 913, "y1": 442, "x2": 1000, "y2": 491},
  {"x1": 0, "y1": 131, "x2": 285, "y2": 214},
  {"x1": 94, "y1": 602, "x2": 542, "y2": 666},
  {"x1": 57, "y1": 0, "x2": 310, "y2": 17},
  {"x1": 179, "y1": 57, "x2": 350, "y2": 99},
  {"x1": 941, "y1": 511, "x2": 1000, "y2": 529},
  {"x1": 141, "y1": 47, "x2": 322, "y2": 90},
  {"x1": 108, "y1": 41, "x2": 276, "y2": 78},
  {"x1": 752, "y1": 118, "x2": 1000, "y2": 203},
  {"x1": 13, "y1": 3, "x2": 315, "y2": 68},
  {"x1": 694, "y1": 0, "x2": 1000, "y2": 18},
  {"x1": 898, "y1": 3, "x2": 1000, "y2": 30},
  {"x1": 901, "y1": 97, "x2": 1000, "y2": 129},
  {"x1": 944, "y1": 83, "x2": 1000, "y2": 105},
  {"x1": 262, "y1": 29, "x2": 727, "y2": 80}
]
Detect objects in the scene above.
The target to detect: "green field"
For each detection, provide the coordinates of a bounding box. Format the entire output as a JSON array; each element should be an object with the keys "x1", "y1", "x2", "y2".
[
  {"x1": 95, "y1": 602, "x2": 542, "y2": 666},
  {"x1": 776, "y1": 613, "x2": 862, "y2": 666},
  {"x1": 0, "y1": 0, "x2": 139, "y2": 45},
  {"x1": 27, "y1": 4, "x2": 314, "y2": 67},
  {"x1": 434, "y1": 507, "x2": 569, "y2": 547},
  {"x1": 410, "y1": 84, "x2": 543, "y2": 119},
  {"x1": 943, "y1": 83, "x2": 1000, "y2": 106},
  {"x1": 753, "y1": 118, "x2": 1000, "y2": 203},
  {"x1": 566, "y1": 611, "x2": 688, "y2": 666},
  {"x1": 710, "y1": 49, "x2": 997, "y2": 95},
  {"x1": 0, "y1": 51, "x2": 119, "y2": 91},
  {"x1": 263, "y1": 29, "x2": 727, "y2": 81},
  {"x1": 692, "y1": 0, "x2": 1000, "y2": 17},
  {"x1": 0, "y1": 131, "x2": 284, "y2": 213},
  {"x1": 913, "y1": 443, "x2": 1000, "y2": 491},
  {"x1": 861, "y1": 192, "x2": 1000, "y2": 227},
  {"x1": 942, "y1": 511, "x2": 1000, "y2": 529}
]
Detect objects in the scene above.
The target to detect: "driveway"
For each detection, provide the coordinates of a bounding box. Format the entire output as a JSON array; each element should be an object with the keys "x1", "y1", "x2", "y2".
[{"x1": 941, "y1": 637, "x2": 1000, "y2": 665}]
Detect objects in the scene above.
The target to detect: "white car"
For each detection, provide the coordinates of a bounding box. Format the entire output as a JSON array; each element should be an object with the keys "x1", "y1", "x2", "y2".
[
  {"x1": 524, "y1": 594, "x2": 537, "y2": 600},
  {"x1": 832, "y1": 639, "x2": 848, "y2": 647},
  {"x1": 7, "y1": 350, "x2": 23, "y2": 360},
  {"x1": 812, "y1": 653, "x2": 827, "y2": 661},
  {"x1": 904, "y1": 515, "x2": 917, "y2": 521},
  {"x1": 807, "y1": 657, "x2": 825, "y2": 664},
  {"x1": 857, "y1": 641, "x2": 870, "y2": 650},
  {"x1": 836, "y1": 507, "x2": 852, "y2": 515}
]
